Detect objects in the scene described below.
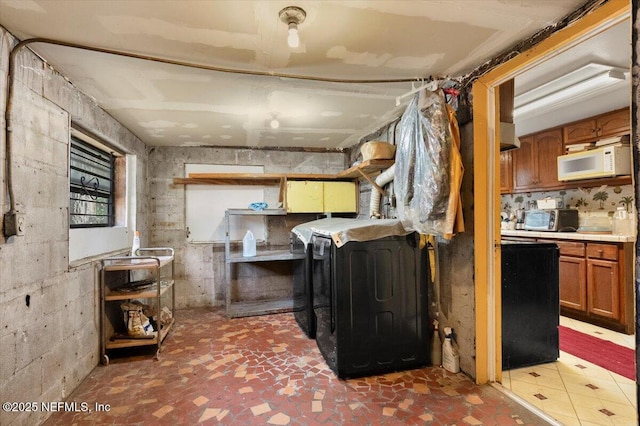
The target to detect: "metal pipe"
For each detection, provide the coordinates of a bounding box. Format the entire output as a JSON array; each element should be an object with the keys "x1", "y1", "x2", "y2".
[
  {"x1": 2, "y1": 36, "x2": 434, "y2": 219},
  {"x1": 9, "y1": 37, "x2": 428, "y2": 85}
]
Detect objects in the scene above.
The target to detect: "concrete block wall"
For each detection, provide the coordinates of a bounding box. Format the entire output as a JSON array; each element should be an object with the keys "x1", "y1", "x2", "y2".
[
  {"x1": 147, "y1": 146, "x2": 347, "y2": 308},
  {"x1": 0, "y1": 27, "x2": 148, "y2": 425},
  {"x1": 432, "y1": 122, "x2": 475, "y2": 376}
]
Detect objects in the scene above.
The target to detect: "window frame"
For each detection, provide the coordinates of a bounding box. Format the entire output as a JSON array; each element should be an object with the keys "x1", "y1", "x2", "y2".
[
  {"x1": 69, "y1": 135, "x2": 116, "y2": 228},
  {"x1": 68, "y1": 124, "x2": 135, "y2": 265}
]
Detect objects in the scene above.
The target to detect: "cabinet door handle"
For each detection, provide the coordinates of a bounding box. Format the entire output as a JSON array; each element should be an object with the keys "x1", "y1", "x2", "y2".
[{"x1": 597, "y1": 249, "x2": 604, "y2": 257}]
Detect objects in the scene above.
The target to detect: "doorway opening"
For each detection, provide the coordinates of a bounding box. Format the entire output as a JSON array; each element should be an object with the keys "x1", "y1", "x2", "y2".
[{"x1": 472, "y1": 0, "x2": 636, "y2": 423}]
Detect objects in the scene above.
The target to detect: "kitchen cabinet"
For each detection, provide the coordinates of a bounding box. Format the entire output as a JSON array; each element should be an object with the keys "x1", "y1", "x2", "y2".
[
  {"x1": 586, "y1": 243, "x2": 620, "y2": 320},
  {"x1": 512, "y1": 129, "x2": 563, "y2": 191},
  {"x1": 556, "y1": 241, "x2": 587, "y2": 311},
  {"x1": 509, "y1": 236, "x2": 633, "y2": 333},
  {"x1": 563, "y1": 108, "x2": 630, "y2": 146},
  {"x1": 100, "y1": 248, "x2": 175, "y2": 365},
  {"x1": 557, "y1": 241, "x2": 587, "y2": 311},
  {"x1": 286, "y1": 180, "x2": 357, "y2": 213},
  {"x1": 503, "y1": 108, "x2": 632, "y2": 194},
  {"x1": 500, "y1": 151, "x2": 512, "y2": 194},
  {"x1": 559, "y1": 241, "x2": 624, "y2": 324}
]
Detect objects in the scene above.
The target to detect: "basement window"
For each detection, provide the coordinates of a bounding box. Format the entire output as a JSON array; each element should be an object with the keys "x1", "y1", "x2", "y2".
[
  {"x1": 68, "y1": 126, "x2": 134, "y2": 264},
  {"x1": 69, "y1": 136, "x2": 116, "y2": 227}
]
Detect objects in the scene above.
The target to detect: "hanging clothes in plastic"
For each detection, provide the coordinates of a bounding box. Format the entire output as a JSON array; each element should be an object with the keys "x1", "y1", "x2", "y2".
[
  {"x1": 395, "y1": 89, "x2": 464, "y2": 237},
  {"x1": 443, "y1": 102, "x2": 465, "y2": 239}
]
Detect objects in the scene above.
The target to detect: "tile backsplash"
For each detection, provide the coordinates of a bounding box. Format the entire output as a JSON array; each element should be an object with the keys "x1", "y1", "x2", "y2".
[{"x1": 501, "y1": 185, "x2": 635, "y2": 227}]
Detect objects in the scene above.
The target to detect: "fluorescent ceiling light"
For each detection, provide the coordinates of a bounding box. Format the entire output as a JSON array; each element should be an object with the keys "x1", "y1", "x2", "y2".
[{"x1": 514, "y1": 64, "x2": 628, "y2": 118}]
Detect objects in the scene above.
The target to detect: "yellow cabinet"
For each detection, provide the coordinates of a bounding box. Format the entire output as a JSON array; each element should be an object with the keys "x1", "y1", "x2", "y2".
[
  {"x1": 286, "y1": 181, "x2": 357, "y2": 213},
  {"x1": 323, "y1": 181, "x2": 357, "y2": 212}
]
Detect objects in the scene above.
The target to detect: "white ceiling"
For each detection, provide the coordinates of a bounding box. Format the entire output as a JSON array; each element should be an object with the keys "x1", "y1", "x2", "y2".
[
  {"x1": 514, "y1": 19, "x2": 630, "y2": 136},
  {"x1": 0, "y1": 0, "x2": 617, "y2": 149}
]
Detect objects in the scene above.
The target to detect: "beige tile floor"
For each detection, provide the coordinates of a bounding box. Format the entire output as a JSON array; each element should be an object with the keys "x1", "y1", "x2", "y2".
[{"x1": 501, "y1": 316, "x2": 637, "y2": 425}]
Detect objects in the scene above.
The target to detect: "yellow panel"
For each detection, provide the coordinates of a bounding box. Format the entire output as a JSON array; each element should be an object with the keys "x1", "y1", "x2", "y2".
[
  {"x1": 286, "y1": 181, "x2": 323, "y2": 212},
  {"x1": 323, "y1": 181, "x2": 357, "y2": 213}
]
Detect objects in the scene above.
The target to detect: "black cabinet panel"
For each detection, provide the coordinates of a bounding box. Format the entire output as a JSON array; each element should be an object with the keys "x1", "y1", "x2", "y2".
[{"x1": 502, "y1": 242, "x2": 560, "y2": 370}]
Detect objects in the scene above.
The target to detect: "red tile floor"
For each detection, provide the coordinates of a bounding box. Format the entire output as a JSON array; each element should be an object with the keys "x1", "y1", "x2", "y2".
[{"x1": 43, "y1": 308, "x2": 547, "y2": 425}]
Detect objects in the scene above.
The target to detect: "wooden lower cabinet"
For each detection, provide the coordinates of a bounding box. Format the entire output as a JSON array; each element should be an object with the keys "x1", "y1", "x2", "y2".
[
  {"x1": 585, "y1": 242, "x2": 621, "y2": 321},
  {"x1": 587, "y1": 259, "x2": 620, "y2": 320},
  {"x1": 559, "y1": 255, "x2": 586, "y2": 311}
]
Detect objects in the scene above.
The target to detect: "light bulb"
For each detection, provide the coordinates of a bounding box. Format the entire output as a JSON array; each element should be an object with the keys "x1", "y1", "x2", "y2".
[
  {"x1": 270, "y1": 118, "x2": 280, "y2": 129},
  {"x1": 287, "y1": 23, "x2": 299, "y2": 48}
]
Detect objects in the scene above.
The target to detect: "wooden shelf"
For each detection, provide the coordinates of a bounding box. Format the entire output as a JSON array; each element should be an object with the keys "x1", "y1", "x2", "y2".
[
  {"x1": 105, "y1": 318, "x2": 174, "y2": 349},
  {"x1": 174, "y1": 172, "x2": 339, "y2": 185},
  {"x1": 172, "y1": 159, "x2": 395, "y2": 185},
  {"x1": 226, "y1": 299, "x2": 294, "y2": 318},
  {"x1": 227, "y1": 208, "x2": 286, "y2": 216},
  {"x1": 336, "y1": 159, "x2": 395, "y2": 178}
]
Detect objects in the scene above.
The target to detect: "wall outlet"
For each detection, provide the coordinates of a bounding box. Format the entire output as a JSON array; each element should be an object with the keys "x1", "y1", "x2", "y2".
[{"x1": 4, "y1": 212, "x2": 25, "y2": 237}]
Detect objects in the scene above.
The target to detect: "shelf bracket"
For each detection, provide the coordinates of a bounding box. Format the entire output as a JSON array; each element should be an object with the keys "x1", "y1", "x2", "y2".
[{"x1": 357, "y1": 169, "x2": 385, "y2": 195}]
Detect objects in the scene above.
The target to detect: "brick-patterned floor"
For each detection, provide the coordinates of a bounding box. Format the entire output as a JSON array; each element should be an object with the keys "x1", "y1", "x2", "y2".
[{"x1": 43, "y1": 308, "x2": 546, "y2": 425}]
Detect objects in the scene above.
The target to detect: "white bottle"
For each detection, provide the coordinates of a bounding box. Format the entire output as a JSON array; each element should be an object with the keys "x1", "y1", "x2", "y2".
[
  {"x1": 242, "y1": 230, "x2": 256, "y2": 257},
  {"x1": 131, "y1": 230, "x2": 140, "y2": 256},
  {"x1": 431, "y1": 320, "x2": 442, "y2": 367},
  {"x1": 442, "y1": 327, "x2": 460, "y2": 373}
]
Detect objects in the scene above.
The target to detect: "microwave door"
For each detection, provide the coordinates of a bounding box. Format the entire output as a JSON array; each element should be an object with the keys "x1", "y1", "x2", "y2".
[{"x1": 558, "y1": 154, "x2": 602, "y2": 180}]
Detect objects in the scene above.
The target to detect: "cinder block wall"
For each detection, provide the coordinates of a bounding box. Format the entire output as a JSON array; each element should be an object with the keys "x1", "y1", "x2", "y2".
[
  {"x1": 147, "y1": 146, "x2": 348, "y2": 308},
  {"x1": 0, "y1": 28, "x2": 148, "y2": 425}
]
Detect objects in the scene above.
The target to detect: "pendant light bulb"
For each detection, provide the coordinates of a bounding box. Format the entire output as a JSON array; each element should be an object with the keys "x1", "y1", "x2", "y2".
[
  {"x1": 270, "y1": 118, "x2": 280, "y2": 129},
  {"x1": 287, "y1": 23, "x2": 299, "y2": 48},
  {"x1": 279, "y1": 6, "x2": 306, "y2": 49}
]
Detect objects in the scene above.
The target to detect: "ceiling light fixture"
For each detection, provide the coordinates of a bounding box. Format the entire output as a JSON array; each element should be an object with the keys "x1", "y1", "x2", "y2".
[
  {"x1": 514, "y1": 64, "x2": 628, "y2": 117},
  {"x1": 279, "y1": 6, "x2": 306, "y2": 48},
  {"x1": 270, "y1": 114, "x2": 280, "y2": 129}
]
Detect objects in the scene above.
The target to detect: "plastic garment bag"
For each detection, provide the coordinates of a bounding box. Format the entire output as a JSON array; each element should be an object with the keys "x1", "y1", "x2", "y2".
[{"x1": 395, "y1": 90, "x2": 456, "y2": 236}]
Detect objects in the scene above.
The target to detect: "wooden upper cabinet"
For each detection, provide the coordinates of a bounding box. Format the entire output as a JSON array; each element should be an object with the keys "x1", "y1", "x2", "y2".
[
  {"x1": 535, "y1": 129, "x2": 563, "y2": 187},
  {"x1": 512, "y1": 130, "x2": 562, "y2": 191},
  {"x1": 506, "y1": 108, "x2": 630, "y2": 194},
  {"x1": 564, "y1": 108, "x2": 630, "y2": 145},
  {"x1": 564, "y1": 118, "x2": 597, "y2": 145},
  {"x1": 512, "y1": 135, "x2": 535, "y2": 190},
  {"x1": 596, "y1": 108, "x2": 630, "y2": 139},
  {"x1": 500, "y1": 151, "x2": 513, "y2": 194}
]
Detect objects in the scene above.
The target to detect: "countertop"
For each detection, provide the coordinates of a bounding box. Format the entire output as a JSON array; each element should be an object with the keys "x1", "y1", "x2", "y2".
[{"x1": 501, "y1": 229, "x2": 635, "y2": 243}]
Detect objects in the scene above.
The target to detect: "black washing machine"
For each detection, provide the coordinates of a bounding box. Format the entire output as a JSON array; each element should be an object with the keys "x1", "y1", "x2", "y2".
[
  {"x1": 291, "y1": 230, "x2": 314, "y2": 338},
  {"x1": 291, "y1": 218, "x2": 356, "y2": 339},
  {"x1": 312, "y1": 232, "x2": 429, "y2": 379}
]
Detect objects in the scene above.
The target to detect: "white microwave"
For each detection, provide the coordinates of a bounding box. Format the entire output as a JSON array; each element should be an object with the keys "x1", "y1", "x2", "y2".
[{"x1": 557, "y1": 145, "x2": 631, "y2": 181}]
